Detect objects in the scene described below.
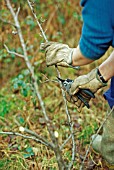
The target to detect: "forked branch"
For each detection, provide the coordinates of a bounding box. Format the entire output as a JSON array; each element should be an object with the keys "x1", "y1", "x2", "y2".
[{"x1": 27, "y1": 0, "x2": 76, "y2": 168}]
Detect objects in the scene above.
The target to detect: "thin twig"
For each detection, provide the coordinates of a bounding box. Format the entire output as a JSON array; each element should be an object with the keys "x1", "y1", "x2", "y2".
[
  {"x1": 23, "y1": 127, "x2": 54, "y2": 149},
  {"x1": 27, "y1": 1, "x2": 76, "y2": 168},
  {"x1": 56, "y1": 67, "x2": 76, "y2": 169},
  {"x1": 80, "y1": 106, "x2": 114, "y2": 170},
  {"x1": 60, "y1": 134, "x2": 72, "y2": 150},
  {"x1": 0, "y1": 16, "x2": 16, "y2": 27},
  {"x1": 0, "y1": 131, "x2": 51, "y2": 147},
  {"x1": 13, "y1": 118, "x2": 54, "y2": 149},
  {"x1": 16, "y1": 6, "x2": 20, "y2": 17},
  {"x1": 4, "y1": 44, "x2": 24, "y2": 58},
  {"x1": 41, "y1": 73, "x2": 58, "y2": 84},
  {"x1": 41, "y1": 79, "x2": 58, "y2": 84},
  {"x1": 27, "y1": 0, "x2": 48, "y2": 42}
]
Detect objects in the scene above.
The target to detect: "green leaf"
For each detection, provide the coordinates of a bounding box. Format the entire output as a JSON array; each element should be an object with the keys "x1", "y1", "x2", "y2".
[
  {"x1": 21, "y1": 82, "x2": 26, "y2": 88},
  {"x1": 10, "y1": 48, "x2": 16, "y2": 59},
  {"x1": 19, "y1": 117, "x2": 25, "y2": 124},
  {"x1": 23, "y1": 147, "x2": 34, "y2": 158},
  {"x1": 4, "y1": 58, "x2": 12, "y2": 63},
  {"x1": 23, "y1": 153, "x2": 34, "y2": 159},
  {"x1": 0, "y1": 160, "x2": 5, "y2": 168},
  {"x1": 25, "y1": 18, "x2": 36, "y2": 30},
  {"x1": 12, "y1": 78, "x2": 18, "y2": 83},
  {"x1": 58, "y1": 15, "x2": 66, "y2": 25},
  {"x1": 18, "y1": 74, "x2": 24, "y2": 80},
  {"x1": 73, "y1": 12, "x2": 82, "y2": 21},
  {"x1": 10, "y1": 53, "x2": 15, "y2": 59},
  {"x1": 13, "y1": 83, "x2": 19, "y2": 90},
  {"x1": 26, "y1": 147, "x2": 33, "y2": 153},
  {"x1": 21, "y1": 88, "x2": 28, "y2": 97},
  {"x1": 23, "y1": 69, "x2": 30, "y2": 76},
  {"x1": 17, "y1": 80, "x2": 23, "y2": 86},
  {"x1": 17, "y1": 47, "x2": 23, "y2": 54},
  {"x1": 0, "y1": 100, "x2": 10, "y2": 117}
]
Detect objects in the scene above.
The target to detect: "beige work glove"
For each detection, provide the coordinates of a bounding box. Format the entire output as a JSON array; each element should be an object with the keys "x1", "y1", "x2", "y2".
[
  {"x1": 40, "y1": 41, "x2": 74, "y2": 67},
  {"x1": 69, "y1": 68, "x2": 107, "y2": 96},
  {"x1": 70, "y1": 68, "x2": 107, "y2": 95},
  {"x1": 66, "y1": 68, "x2": 107, "y2": 111}
]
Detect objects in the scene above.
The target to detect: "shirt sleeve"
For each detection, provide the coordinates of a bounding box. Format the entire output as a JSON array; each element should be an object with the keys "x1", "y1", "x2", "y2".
[
  {"x1": 79, "y1": 0, "x2": 113, "y2": 60},
  {"x1": 104, "y1": 77, "x2": 114, "y2": 109}
]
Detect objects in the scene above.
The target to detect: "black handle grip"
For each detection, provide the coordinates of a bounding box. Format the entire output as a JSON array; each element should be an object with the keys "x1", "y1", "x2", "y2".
[
  {"x1": 81, "y1": 89, "x2": 95, "y2": 98},
  {"x1": 76, "y1": 93, "x2": 90, "y2": 108},
  {"x1": 76, "y1": 89, "x2": 95, "y2": 109}
]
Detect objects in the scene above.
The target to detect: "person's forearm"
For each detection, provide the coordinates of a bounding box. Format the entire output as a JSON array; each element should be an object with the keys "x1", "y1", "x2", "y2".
[
  {"x1": 72, "y1": 46, "x2": 93, "y2": 66},
  {"x1": 99, "y1": 51, "x2": 114, "y2": 81},
  {"x1": 72, "y1": 45, "x2": 114, "y2": 81}
]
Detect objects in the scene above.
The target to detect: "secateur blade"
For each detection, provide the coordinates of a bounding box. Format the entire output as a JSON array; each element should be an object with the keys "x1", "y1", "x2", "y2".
[
  {"x1": 57, "y1": 77, "x2": 74, "y2": 93},
  {"x1": 57, "y1": 77, "x2": 65, "y2": 83}
]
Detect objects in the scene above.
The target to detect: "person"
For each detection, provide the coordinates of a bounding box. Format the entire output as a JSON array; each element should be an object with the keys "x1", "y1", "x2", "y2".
[{"x1": 40, "y1": 0, "x2": 114, "y2": 168}]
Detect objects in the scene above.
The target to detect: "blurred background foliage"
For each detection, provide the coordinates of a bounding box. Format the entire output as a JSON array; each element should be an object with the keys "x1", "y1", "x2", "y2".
[{"x1": 0, "y1": 0, "x2": 112, "y2": 169}]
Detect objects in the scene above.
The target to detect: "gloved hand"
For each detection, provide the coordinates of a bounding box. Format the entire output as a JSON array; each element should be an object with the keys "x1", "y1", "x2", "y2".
[
  {"x1": 70, "y1": 68, "x2": 107, "y2": 95},
  {"x1": 40, "y1": 41, "x2": 74, "y2": 67},
  {"x1": 66, "y1": 68, "x2": 107, "y2": 111}
]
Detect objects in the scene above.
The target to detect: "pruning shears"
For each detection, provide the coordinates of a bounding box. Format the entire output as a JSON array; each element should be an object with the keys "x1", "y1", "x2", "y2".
[{"x1": 57, "y1": 77, "x2": 95, "y2": 109}]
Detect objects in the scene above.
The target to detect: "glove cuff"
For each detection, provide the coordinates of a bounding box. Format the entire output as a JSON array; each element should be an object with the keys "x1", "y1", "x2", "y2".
[
  {"x1": 96, "y1": 68, "x2": 108, "y2": 86},
  {"x1": 69, "y1": 48, "x2": 74, "y2": 65},
  {"x1": 68, "y1": 48, "x2": 74, "y2": 65},
  {"x1": 68, "y1": 49, "x2": 80, "y2": 69}
]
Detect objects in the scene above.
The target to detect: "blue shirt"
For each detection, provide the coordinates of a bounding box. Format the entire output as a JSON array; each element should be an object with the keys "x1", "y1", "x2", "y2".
[
  {"x1": 104, "y1": 77, "x2": 114, "y2": 108},
  {"x1": 80, "y1": 0, "x2": 114, "y2": 60},
  {"x1": 80, "y1": 0, "x2": 114, "y2": 108}
]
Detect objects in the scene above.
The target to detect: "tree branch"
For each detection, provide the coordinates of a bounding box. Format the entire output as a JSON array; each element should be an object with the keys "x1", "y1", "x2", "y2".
[
  {"x1": 60, "y1": 134, "x2": 72, "y2": 150},
  {"x1": 4, "y1": 44, "x2": 24, "y2": 58},
  {"x1": 56, "y1": 67, "x2": 76, "y2": 169},
  {"x1": 5, "y1": 0, "x2": 66, "y2": 169},
  {"x1": 20, "y1": 127, "x2": 54, "y2": 149},
  {"x1": 27, "y1": 0, "x2": 48, "y2": 42},
  {"x1": 0, "y1": 16, "x2": 16, "y2": 27},
  {"x1": 27, "y1": 1, "x2": 76, "y2": 168},
  {"x1": 0, "y1": 131, "x2": 52, "y2": 148}
]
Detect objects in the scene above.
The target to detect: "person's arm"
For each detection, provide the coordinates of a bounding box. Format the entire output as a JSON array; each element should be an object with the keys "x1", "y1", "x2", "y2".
[
  {"x1": 99, "y1": 51, "x2": 114, "y2": 81},
  {"x1": 72, "y1": 46, "x2": 114, "y2": 81},
  {"x1": 72, "y1": 46, "x2": 93, "y2": 66}
]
